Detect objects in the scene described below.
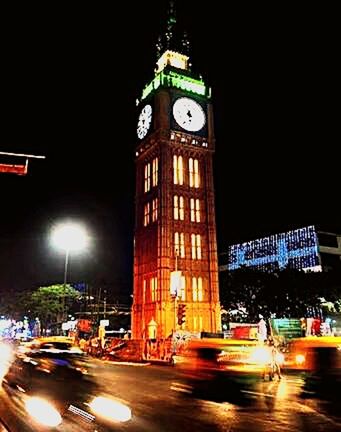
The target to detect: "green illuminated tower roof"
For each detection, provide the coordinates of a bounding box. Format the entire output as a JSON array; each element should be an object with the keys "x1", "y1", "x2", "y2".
[{"x1": 141, "y1": 1, "x2": 210, "y2": 101}]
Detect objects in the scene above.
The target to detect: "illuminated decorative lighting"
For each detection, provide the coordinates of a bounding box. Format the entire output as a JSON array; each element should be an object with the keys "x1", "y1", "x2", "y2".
[
  {"x1": 167, "y1": 70, "x2": 206, "y2": 95},
  {"x1": 156, "y1": 50, "x2": 189, "y2": 73},
  {"x1": 228, "y1": 225, "x2": 320, "y2": 272},
  {"x1": 142, "y1": 70, "x2": 207, "y2": 100}
]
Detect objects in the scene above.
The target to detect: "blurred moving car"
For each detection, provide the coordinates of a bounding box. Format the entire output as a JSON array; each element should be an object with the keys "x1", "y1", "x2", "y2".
[
  {"x1": 2, "y1": 336, "x2": 132, "y2": 431},
  {"x1": 175, "y1": 339, "x2": 271, "y2": 403},
  {"x1": 288, "y1": 337, "x2": 341, "y2": 404},
  {"x1": 17, "y1": 336, "x2": 78, "y2": 354},
  {"x1": 285, "y1": 336, "x2": 341, "y2": 371}
]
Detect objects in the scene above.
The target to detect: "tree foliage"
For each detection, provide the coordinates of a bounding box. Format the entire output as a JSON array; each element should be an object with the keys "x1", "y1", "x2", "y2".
[
  {"x1": 220, "y1": 267, "x2": 341, "y2": 323},
  {"x1": 28, "y1": 284, "x2": 80, "y2": 329}
]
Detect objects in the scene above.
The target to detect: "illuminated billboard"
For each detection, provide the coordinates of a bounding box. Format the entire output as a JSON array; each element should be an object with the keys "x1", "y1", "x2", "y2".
[{"x1": 228, "y1": 225, "x2": 321, "y2": 272}]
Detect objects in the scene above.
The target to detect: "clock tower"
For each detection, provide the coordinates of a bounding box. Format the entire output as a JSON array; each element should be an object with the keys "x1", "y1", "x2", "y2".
[{"x1": 132, "y1": 2, "x2": 221, "y2": 343}]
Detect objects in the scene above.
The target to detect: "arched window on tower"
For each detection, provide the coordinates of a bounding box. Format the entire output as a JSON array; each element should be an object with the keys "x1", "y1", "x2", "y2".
[
  {"x1": 144, "y1": 202, "x2": 150, "y2": 226},
  {"x1": 175, "y1": 232, "x2": 185, "y2": 258},
  {"x1": 151, "y1": 277, "x2": 157, "y2": 302},
  {"x1": 192, "y1": 276, "x2": 203, "y2": 301},
  {"x1": 191, "y1": 234, "x2": 202, "y2": 259},
  {"x1": 174, "y1": 195, "x2": 179, "y2": 220},
  {"x1": 189, "y1": 158, "x2": 200, "y2": 188},
  {"x1": 144, "y1": 163, "x2": 151, "y2": 192},
  {"x1": 173, "y1": 155, "x2": 184, "y2": 185},
  {"x1": 189, "y1": 158, "x2": 194, "y2": 187},
  {"x1": 174, "y1": 195, "x2": 185, "y2": 220},
  {"x1": 152, "y1": 157, "x2": 158, "y2": 187},
  {"x1": 152, "y1": 198, "x2": 158, "y2": 222},
  {"x1": 190, "y1": 198, "x2": 200, "y2": 222},
  {"x1": 194, "y1": 159, "x2": 200, "y2": 188}
]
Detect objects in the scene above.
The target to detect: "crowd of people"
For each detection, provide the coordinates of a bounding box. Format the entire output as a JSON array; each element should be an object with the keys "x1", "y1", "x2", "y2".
[{"x1": 300, "y1": 317, "x2": 335, "y2": 336}]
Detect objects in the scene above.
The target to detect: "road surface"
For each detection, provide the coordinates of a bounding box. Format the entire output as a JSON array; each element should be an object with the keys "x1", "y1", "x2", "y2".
[{"x1": 1, "y1": 360, "x2": 341, "y2": 431}]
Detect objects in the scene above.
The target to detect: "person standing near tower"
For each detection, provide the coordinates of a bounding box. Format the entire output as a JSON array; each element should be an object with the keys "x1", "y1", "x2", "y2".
[{"x1": 257, "y1": 315, "x2": 267, "y2": 344}]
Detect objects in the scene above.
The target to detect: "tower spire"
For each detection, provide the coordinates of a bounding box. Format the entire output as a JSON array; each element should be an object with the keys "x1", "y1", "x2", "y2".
[
  {"x1": 156, "y1": 0, "x2": 181, "y2": 61},
  {"x1": 165, "y1": 0, "x2": 176, "y2": 49},
  {"x1": 181, "y1": 30, "x2": 190, "y2": 56},
  {"x1": 154, "y1": 1, "x2": 191, "y2": 75}
]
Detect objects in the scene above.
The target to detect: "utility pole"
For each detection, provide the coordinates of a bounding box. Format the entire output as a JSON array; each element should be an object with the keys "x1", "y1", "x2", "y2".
[
  {"x1": 62, "y1": 249, "x2": 69, "y2": 323},
  {"x1": 97, "y1": 287, "x2": 102, "y2": 324},
  {"x1": 172, "y1": 248, "x2": 180, "y2": 334},
  {"x1": 103, "y1": 290, "x2": 107, "y2": 319},
  {"x1": 84, "y1": 283, "x2": 88, "y2": 314},
  {"x1": 90, "y1": 285, "x2": 94, "y2": 326}
]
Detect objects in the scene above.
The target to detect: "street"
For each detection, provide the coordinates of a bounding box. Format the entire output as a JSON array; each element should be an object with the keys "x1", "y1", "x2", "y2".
[{"x1": 1, "y1": 360, "x2": 341, "y2": 431}]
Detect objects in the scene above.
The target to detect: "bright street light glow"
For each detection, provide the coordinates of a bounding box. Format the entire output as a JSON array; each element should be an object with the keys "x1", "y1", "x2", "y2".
[{"x1": 51, "y1": 223, "x2": 88, "y2": 252}]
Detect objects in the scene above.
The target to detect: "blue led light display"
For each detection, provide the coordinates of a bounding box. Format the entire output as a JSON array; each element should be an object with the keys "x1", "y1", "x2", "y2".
[{"x1": 228, "y1": 225, "x2": 320, "y2": 272}]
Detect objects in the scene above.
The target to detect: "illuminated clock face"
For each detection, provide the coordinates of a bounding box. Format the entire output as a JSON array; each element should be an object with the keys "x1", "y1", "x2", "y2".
[
  {"x1": 137, "y1": 104, "x2": 152, "y2": 139},
  {"x1": 173, "y1": 97, "x2": 206, "y2": 132}
]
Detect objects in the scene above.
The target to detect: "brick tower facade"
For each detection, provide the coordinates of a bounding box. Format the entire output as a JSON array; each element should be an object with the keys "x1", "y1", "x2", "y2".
[{"x1": 132, "y1": 3, "x2": 220, "y2": 341}]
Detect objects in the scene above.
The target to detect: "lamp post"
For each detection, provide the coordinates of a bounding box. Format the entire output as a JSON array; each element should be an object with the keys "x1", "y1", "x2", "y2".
[
  {"x1": 51, "y1": 223, "x2": 88, "y2": 324},
  {"x1": 174, "y1": 250, "x2": 178, "y2": 332},
  {"x1": 170, "y1": 249, "x2": 181, "y2": 335}
]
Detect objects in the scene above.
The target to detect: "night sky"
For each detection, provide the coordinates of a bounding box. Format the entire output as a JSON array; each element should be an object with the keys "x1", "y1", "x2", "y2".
[{"x1": 0, "y1": 2, "x2": 339, "y2": 297}]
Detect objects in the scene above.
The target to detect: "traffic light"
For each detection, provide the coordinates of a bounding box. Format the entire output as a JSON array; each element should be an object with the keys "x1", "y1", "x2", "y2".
[{"x1": 177, "y1": 303, "x2": 186, "y2": 326}]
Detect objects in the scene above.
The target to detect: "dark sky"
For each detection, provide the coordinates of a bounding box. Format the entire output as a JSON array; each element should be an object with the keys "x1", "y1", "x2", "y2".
[{"x1": 0, "y1": 2, "x2": 339, "y2": 296}]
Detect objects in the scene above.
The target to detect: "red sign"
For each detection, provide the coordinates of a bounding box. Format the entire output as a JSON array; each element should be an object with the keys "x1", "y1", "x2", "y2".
[
  {"x1": 0, "y1": 163, "x2": 27, "y2": 175},
  {"x1": 232, "y1": 326, "x2": 250, "y2": 339},
  {"x1": 77, "y1": 319, "x2": 92, "y2": 333},
  {"x1": 232, "y1": 325, "x2": 258, "y2": 340}
]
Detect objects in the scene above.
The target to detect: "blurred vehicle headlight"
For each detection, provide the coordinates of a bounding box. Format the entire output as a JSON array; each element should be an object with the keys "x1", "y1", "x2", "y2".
[
  {"x1": 295, "y1": 354, "x2": 305, "y2": 365},
  {"x1": 25, "y1": 397, "x2": 62, "y2": 427},
  {"x1": 89, "y1": 396, "x2": 132, "y2": 423}
]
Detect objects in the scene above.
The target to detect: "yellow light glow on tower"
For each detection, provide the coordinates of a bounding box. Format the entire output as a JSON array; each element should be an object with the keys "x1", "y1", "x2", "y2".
[{"x1": 156, "y1": 50, "x2": 189, "y2": 73}]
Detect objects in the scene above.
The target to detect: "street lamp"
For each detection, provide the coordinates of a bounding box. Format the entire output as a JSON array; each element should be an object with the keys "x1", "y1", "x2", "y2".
[{"x1": 51, "y1": 222, "x2": 89, "y2": 322}]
